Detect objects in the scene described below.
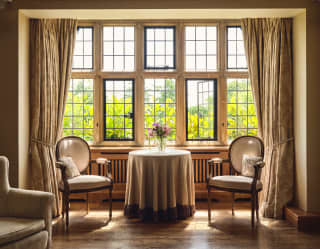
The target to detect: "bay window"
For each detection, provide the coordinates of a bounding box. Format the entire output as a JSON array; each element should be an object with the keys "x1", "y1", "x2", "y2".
[{"x1": 63, "y1": 21, "x2": 257, "y2": 145}]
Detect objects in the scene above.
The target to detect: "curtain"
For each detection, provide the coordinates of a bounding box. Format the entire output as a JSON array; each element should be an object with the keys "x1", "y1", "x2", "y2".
[
  {"x1": 30, "y1": 19, "x2": 77, "y2": 216},
  {"x1": 241, "y1": 18, "x2": 294, "y2": 218}
]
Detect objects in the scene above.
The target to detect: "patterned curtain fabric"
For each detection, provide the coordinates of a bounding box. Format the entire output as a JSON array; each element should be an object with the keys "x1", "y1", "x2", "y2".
[
  {"x1": 30, "y1": 19, "x2": 77, "y2": 217},
  {"x1": 241, "y1": 18, "x2": 294, "y2": 218}
]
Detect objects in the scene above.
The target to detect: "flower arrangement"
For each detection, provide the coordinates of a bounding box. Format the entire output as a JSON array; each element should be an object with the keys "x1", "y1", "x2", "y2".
[{"x1": 147, "y1": 123, "x2": 171, "y2": 151}]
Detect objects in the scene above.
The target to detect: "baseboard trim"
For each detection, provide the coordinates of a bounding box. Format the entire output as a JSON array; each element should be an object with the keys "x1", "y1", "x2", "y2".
[{"x1": 285, "y1": 206, "x2": 320, "y2": 232}]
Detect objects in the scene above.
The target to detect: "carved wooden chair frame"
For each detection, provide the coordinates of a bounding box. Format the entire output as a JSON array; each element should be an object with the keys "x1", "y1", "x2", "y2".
[
  {"x1": 56, "y1": 136, "x2": 113, "y2": 230},
  {"x1": 207, "y1": 135, "x2": 265, "y2": 228}
]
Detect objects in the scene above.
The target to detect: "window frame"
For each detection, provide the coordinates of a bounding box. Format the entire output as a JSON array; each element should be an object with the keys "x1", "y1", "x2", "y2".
[
  {"x1": 185, "y1": 78, "x2": 218, "y2": 141},
  {"x1": 226, "y1": 78, "x2": 258, "y2": 142},
  {"x1": 63, "y1": 78, "x2": 95, "y2": 141},
  {"x1": 72, "y1": 26, "x2": 95, "y2": 71},
  {"x1": 69, "y1": 20, "x2": 252, "y2": 146},
  {"x1": 144, "y1": 78, "x2": 177, "y2": 142},
  {"x1": 102, "y1": 25, "x2": 136, "y2": 72},
  {"x1": 184, "y1": 25, "x2": 218, "y2": 72},
  {"x1": 103, "y1": 78, "x2": 135, "y2": 141},
  {"x1": 144, "y1": 26, "x2": 177, "y2": 70},
  {"x1": 226, "y1": 25, "x2": 248, "y2": 71}
]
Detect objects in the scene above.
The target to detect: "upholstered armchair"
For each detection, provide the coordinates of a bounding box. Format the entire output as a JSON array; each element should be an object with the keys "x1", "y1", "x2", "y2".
[
  {"x1": 207, "y1": 136, "x2": 265, "y2": 228},
  {"x1": 0, "y1": 156, "x2": 54, "y2": 249},
  {"x1": 55, "y1": 136, "x2": 113, "y2": 230}
]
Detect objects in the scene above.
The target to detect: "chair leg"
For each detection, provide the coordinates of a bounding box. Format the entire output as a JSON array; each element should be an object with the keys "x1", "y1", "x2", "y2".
[
  {"x1": 86, "y1": 192, "x2": 89, "y2": 215},
  {"x1": 207, "y1": 187, "x2": 211, "y2": 224},
  {"x1": 255, "y1": 192, "x2": 259, "y2": 222},
  {"x1": 231, "y1": 192, "x2": 235, "y2": 216},
  {"x1": 109, "y1": 188, "x2": 112, "y2": 220},
  {"x1": 65, "y1": 193, "x2": 70, "y2": 230},
  {"x1": 251, "y1": 193, "x2": 255, "y2": 229}
]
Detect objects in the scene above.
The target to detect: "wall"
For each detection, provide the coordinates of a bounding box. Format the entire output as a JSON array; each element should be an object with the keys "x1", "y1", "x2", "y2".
[
  {"x1": 293, "y1": 12, "x2": 307, "y2": 211},
  {"x1": 18, "y1": 12, "x2": 30, "y2": 189},
  {"x1": 0, "y1": 0, "x2": 319, "y2": 212},
  {"x1": 0, "y1": 7, "x2": 19, "y2": 187},
  {"x1": 306, "y1": 6, "x2": 320, "y2": 213}
]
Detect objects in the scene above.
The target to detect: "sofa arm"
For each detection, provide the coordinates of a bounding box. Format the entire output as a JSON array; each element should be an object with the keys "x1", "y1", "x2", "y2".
[
  {"x1": 6, "y1": 188, "x2": 54, "y2": 249},
  {"x1": 6, "y1": 188, "x2": 53, "y2": 219}
]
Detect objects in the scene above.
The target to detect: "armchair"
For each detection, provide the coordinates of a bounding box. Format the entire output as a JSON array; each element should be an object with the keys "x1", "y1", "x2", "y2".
[
  {"x1": 56, "y1": 136, "x2": 113, "y2": 230},
  {"x1": 207, "y1": 136, "x2": 265, "y2": 228},
  {"x1": 0, "y1": 156, "x2": 54, "y2": 249}
]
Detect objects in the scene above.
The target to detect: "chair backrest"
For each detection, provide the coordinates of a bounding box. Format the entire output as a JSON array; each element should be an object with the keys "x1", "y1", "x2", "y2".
[
  {"x1": 229, "y1": 136, "x2": 264, "y2": 174},
  {"x1": 56, "y1": 136, "x2": 91, "y2": 173}
]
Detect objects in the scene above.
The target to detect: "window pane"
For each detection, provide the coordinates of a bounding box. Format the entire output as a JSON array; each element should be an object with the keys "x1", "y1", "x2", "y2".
[
  {"x1": 144, "y1": 27, "x2": 176, "y2": 70},
  {"x1": 186, "y1": 79, "x2": 217, "y2": 140},
  {"x1": 63, "y1": 79, "x2": 94, "y2": 142},
  {"x1": 144, "y1": 79, "x2": 176, "y2": 143},
  {"x1": 104, "y1": 79, "x2": 134, "y2": 141},
  {"x1": 227, "y1": 78, "x2": 257, "y2": 143},
  {"x1": 227, "y1": 26, "x2": 248, "y2": 70},
  {"x1": 103, "y1": 26, "x2": 135, "y2": 72},
  {"x1": 72, "y1": 27, "x2": 93, "y2": 71},
  {"x1": 185, "y1": 26, "x2": 217, "y2": 72}
]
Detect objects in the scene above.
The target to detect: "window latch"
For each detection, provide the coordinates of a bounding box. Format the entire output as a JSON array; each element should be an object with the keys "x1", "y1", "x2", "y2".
[{"x1": 125, "y1": 112, "x2": 134, "y2": 119}]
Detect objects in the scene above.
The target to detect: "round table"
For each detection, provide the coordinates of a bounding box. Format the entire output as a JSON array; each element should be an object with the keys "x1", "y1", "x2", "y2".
[{"x1": 124, "y1": 149, "x2": 195, "y2": 221}]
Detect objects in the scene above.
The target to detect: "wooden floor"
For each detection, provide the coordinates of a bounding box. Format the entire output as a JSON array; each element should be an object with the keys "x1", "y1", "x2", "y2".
[{"x1": 52, "y1": 200, "x2": 320, "y2": 249}]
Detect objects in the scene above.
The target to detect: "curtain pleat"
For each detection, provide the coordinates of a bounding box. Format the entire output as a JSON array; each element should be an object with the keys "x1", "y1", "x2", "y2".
[
  {"x1": 30, "y1": 19, "x2": 77, "y2": 217},
  {"x1": 241, "y1": 18, "x2": 294, "y2": 218}
]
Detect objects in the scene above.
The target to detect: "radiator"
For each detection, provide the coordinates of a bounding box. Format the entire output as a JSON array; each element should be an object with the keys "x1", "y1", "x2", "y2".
[{"x1": 91, "y1": 152, "x2": 229, "y2": 184}]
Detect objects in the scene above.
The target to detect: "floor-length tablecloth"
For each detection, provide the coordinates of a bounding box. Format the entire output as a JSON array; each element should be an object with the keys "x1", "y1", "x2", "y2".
[{"x1": 124, "y1": 150, "x2": 195, "y2": 221}]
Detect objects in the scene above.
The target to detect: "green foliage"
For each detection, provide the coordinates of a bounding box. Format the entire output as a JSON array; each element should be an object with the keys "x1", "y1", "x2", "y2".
[
  {"x1": 144, "y1": 79, "x2": 176, "y2": 141},
  {"x1": 104, "y1": 91, "x2": 133, "y2": 140},
  {"x1": 63, "y1": 79, "x2": 94, "y2": 142},
  {"x1": 227, "y1": 79, "x2": 258, "y2": 142},
  {"x1": 62, "y1": 78, "x2": 259, "y2": 143}
]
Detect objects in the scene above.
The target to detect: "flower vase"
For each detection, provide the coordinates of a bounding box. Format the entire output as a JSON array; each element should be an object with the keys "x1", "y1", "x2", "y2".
[
  {"x1": 148, "y1": 137, "x2": 153, "y2": 150},
  {"x1": 157, "y1": 137, "x2": 167, "y2": 152}
]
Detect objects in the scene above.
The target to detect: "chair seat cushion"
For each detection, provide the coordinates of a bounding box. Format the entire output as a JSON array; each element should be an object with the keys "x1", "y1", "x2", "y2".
[
  {"x1": 208, "y1": 175, "x2": 262, "y2": 191},
  {"x1": 60, "y1": 175, "x2": 112, "y2": 191},
  {"x1": 0, "y1": 217, "x2": 45, "y2": 246}
]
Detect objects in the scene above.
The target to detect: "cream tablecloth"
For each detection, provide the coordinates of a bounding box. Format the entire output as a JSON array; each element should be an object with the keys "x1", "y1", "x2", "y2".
[{"x1": 124, "y1": 149, "x2": 195, "y2": 221}]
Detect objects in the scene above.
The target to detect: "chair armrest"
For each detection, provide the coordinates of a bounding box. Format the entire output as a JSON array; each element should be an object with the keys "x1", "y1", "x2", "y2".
[
  {"x1": 251, "y1": 161, "x2": 265, "y2": 191},
  {"x1": 207, "y1": 158, "x2": 229, "y2": 180},
  {"x1": 56, "y1": 161, "x2": 69, "y2": 192},
  {"x1": 252, "y1": 161, "x2": 265, "y2": 179},
  {"x1": 208, "y1": 158, "x2": 229, "y2": 164},
  {"x1": 254, "y1": 161, "x2": 265, "y2": 168},
  {"x1": 56, "y1": 161, "x2": 66, "y2": 169},
  {"x1": 91, "y1": 158, "x2": 113, "y2": 180},
  {"x1": 91, "y1": 158, "x2": 111, "y2": 164}
]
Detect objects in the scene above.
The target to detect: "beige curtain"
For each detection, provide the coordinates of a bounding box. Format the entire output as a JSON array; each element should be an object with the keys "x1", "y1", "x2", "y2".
[
  {"x1": 30, "y1": 19, "x2": 77, "y2": 216},
  {"x1": 241, "y1": 18, "x2": 294, "y2": 218}
]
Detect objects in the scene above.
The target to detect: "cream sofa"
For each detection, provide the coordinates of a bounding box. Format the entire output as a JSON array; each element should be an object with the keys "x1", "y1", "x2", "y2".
[{"x1": 0, "y1": 156, "x2": 54, "y2": 249}]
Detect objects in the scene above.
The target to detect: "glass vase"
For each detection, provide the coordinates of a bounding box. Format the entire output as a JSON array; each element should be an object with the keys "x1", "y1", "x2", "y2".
[
  {"x1": 157, "y1": 137, "x2": 167, "y2": 152},
  {"x1": 147, "y1": 137, "x2": 154, "y2": 150}
]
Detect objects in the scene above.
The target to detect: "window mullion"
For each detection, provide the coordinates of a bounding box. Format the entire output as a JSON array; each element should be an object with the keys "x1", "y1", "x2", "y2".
[
  {"x1": 176, "y1": 23, "x2": 186, "y2": 146},
  {"x1": 135, "y1": 24, "x2": 145, "y2": 146},
  {"x1": 219, "y1": 23, "x2": 228, "y2": 144},
  {"x1": 94, "y1": 23, "x2": 103, "y2": 143}
]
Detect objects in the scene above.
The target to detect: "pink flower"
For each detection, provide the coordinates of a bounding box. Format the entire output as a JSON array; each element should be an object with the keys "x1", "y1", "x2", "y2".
[
  {"x1": 166, "y1": 127, "x2": 172, "y2": 136},
  {"x1": 151, "y1": 122, "x2": 172, "y2": 137},
  {"x1": 147, "y1": 128, "x2": 154, "y2": 137}
]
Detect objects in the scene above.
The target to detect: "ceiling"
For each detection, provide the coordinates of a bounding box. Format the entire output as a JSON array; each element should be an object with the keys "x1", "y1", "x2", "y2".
[{"x1": 21, "y1": 9, "x2": 305, "y2": 20}]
